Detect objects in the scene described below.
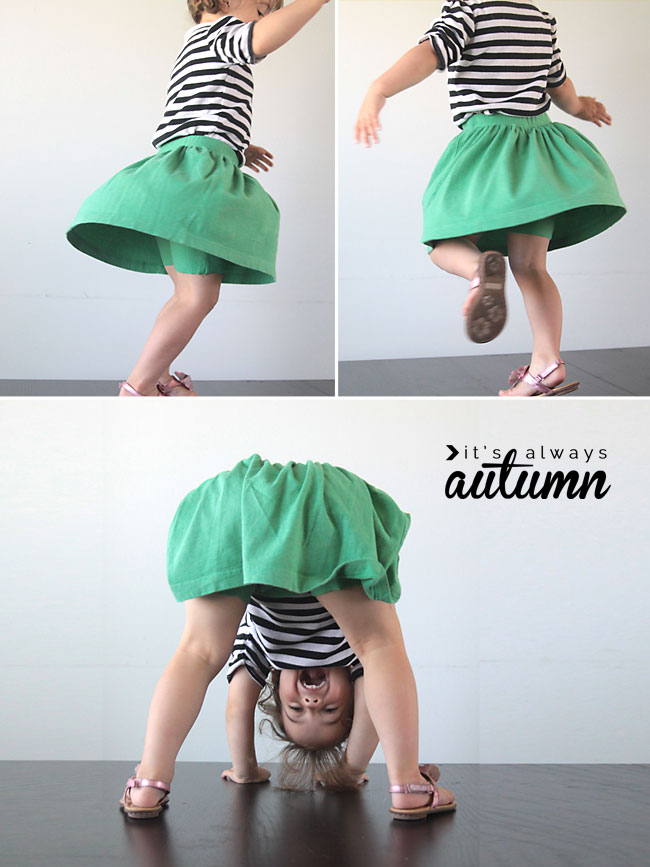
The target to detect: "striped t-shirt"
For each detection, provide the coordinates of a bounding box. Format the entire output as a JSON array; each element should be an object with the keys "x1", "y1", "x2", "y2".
[
  {"x1": 419, "y1": 1, "x2": 567, "y2": 127},
  {"x1": 152, "y1": 16, "x2": 262, "y2": 163},
  {"x1": 226, "y1": 593, "x2": 364, "y2": 688}
]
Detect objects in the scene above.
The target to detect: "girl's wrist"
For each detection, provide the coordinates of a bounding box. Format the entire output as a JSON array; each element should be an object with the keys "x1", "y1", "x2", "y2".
[
  {"x1": 233, "y1": 760, "x2": 259, "y2": 778},
  {"x1": 368, "y1": 80, "x2": 388, "y2": 101}
]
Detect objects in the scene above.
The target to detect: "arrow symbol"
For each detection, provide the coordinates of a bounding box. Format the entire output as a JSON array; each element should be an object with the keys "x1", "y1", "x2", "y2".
[{"x1": 446, "y1": 445, "x2": 459, "y2": 461}]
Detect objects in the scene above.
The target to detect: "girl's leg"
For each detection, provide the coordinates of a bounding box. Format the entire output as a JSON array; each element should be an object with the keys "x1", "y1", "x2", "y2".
[
  {"x1": 500, "y1": 232, "x2": 564, "y2": 396},
  {"x1": 130, "y1": 593, "x2": 246, "y2": 807},
  {"x1": 429, "y1": 234, "x2": 483, "y2": 316},
  {"x1": 119, "y1": 266, "x2": 222, "y2": 396},
  {"x1": 315, "y1": 586, "x2": 454, "y2": 811}
]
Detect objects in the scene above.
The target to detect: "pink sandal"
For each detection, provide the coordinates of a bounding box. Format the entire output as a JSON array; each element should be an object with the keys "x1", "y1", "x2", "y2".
[
  {"x1": 505, "y1": 359, "x2": 580, "y2": 396},
  {"x1": 466, "y1": 251, "x2": 507, "y2": 344},
  {"x1": 118, "y1": 381, "x2": 154, "y2": 397},
  {"x1": 389, "y1": 763, "x2": 457, "y2": 821},
  {"x1": 157, "y1": 371, "x2": 196, "y2": 396},
  {"x1": 120, "y1": 764, "x2": 171, "y2": 820}
]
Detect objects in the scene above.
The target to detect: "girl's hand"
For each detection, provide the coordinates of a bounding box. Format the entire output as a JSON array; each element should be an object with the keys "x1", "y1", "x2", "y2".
[
  {"x1": 354, "y1": 87, "x2": 386, "y2": 147},
  {"x1": 221, "y1": 766, "x2": 271, "y2": 784},
  {"x1": 244, "y1": 145, "x2": 274, "y2": 172},
  {"x1": 575, "y1": 96, "x2": 612, "y2": 127}
]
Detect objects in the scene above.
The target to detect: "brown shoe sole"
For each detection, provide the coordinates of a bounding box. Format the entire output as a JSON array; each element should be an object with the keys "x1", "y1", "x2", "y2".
[{"x1": 466, "y1": 251, "x2": 507, "y2": 344}]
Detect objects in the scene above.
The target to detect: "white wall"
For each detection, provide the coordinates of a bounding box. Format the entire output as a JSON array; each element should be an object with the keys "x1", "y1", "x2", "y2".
[
  {"x1": 339, "y1": 1, "x2": 649, "y2": 360},
  {"x1": 1, "y1": 398, "x2": 648, "y2": 764},
  {"x1": 0, "y1": 0, "x2": 334, "y2": 380}
]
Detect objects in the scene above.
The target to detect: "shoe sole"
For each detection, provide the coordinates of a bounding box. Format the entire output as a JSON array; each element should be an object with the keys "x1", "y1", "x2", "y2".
[
  {"x1": 543, "y1": 381, "x2": 580, "y2": 396},
  {"x1": 466, "y1": 251, "x2": 507, "y2": 344},
  {"x1": 390, "y1": 801, "x2": 458, "y2": 821}
]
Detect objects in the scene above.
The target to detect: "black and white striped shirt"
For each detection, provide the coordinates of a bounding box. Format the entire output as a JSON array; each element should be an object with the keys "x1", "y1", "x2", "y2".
[
  {"x1": 226, "y1": 593, "x2": 364, "y2": 688},
  {"x1": 152, "y1": 16, "x2": 262, "y2": 163},
  {"x1": 419, "y1": 1, "x2": 567, "y2": 127}
]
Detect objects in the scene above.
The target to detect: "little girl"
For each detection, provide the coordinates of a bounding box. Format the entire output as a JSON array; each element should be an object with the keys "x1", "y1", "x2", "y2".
[
  {"x1": 355, "y1": 1, "x2": 626, "y2": 397},
  {"x1": 67, "y1": 0, "x2": 329, "y2": 397},
  {"x1": 119, "y1": 455, "x2": 456, "y2": 821},
  {"x1": 222, "y1": 592, "x2": 377, "y2": 790}
]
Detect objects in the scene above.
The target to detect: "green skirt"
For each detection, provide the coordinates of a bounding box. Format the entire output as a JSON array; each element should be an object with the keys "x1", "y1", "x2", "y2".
[
  {"x1": 167, "y1": 454, "x2": 411, "y2": 604},
  {"x1": 67, "y1": 136, "x2": 280, "y2": 284},
  {"x1": 422, "y1": 113, "x2": 626, "y2": 255}
]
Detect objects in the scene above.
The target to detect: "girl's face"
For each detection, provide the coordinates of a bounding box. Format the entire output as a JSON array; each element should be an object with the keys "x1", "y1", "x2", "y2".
[
  {"x1": 202, "y1": 1, "x2": 272, "y2": 23},
  {"x1": 278, "y1": 667, "x2": 354, "y2": 749}
]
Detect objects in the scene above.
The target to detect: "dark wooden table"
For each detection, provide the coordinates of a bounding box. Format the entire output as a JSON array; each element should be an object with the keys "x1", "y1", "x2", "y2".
[{"x1": 1, "y1": 763, "x2": 647, "y2": 867}]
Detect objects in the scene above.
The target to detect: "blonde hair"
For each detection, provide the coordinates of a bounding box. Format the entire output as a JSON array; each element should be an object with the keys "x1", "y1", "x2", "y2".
[
  {"x1": 187, "y1": 0, "x2": 284, "y2": 25},
  {"x1": 258, "y1": 671, "x2": 360, "y2": 792}
]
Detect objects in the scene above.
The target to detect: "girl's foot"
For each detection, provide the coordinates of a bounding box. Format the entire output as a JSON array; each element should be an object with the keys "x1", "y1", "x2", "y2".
[
  {"x1": 389, "y1": 765, "x2": 456, "y2": 818},
  {"x1": 391, "y1": 783, "x2": 456, "y2": 811},
  {"x1": 499, "y1": 358, "x2": 572, "y2": 397},
  {"x1": 129, "y1": 784, "x2": 167, "y2": 808},
  {"x1": 119, "y1": 381, "x2": 160, "y2": 397},
  {"x1": 120, "y1": 764, "x2": 171, "y2": 818},
  {"x1": 157, "y1": 371, "x2": 197, "y2": 397}
]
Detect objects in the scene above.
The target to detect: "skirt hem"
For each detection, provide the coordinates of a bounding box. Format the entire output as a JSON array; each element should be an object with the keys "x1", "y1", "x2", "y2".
[
  {"x1": 169, "y1": 561, "x2": 401, "y2": 605},
  {"x1": 422, "y1": 196, "x2": 625, "y2": 244},
  {"x1": 67, "y1": 217, "x2": 277, "y2": 283}
]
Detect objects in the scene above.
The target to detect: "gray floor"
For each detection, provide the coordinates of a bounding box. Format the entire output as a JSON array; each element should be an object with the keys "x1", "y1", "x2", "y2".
[
  {"x1": 339, "y1": 347, "x2": 650, "y2": 397},
  {"x1": 0, "y1": 379, "x2": 334, "y2": 397},
  {"x1": 1, "y1": 762, "x2": 648, "y2": 867}
]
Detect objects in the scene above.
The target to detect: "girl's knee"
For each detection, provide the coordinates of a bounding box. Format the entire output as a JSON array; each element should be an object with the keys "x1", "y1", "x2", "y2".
[
  {"x1": 177, "y1": 634, "x2": 226, "y2": 673},
  {"x1": 175, "y1": 278, "x2": 221, "y2": 315},
  {"x1": 509, "y1": 252, "x2": 548, "y2": 282},
  {"x1": 510, "y1": 259, "x2": 548, "y2": 283},
  {"x1": 507, "y1": 234, "x2": 550, "y2": 281},
  {"x1": 348, "y1": 632, "x2": 405, "y2": 666}
]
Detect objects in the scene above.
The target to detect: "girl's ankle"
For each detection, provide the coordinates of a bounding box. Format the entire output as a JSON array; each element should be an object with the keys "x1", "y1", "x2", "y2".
[{"x1": 120, "y1": 379, "x2": 159, "y2": 397}]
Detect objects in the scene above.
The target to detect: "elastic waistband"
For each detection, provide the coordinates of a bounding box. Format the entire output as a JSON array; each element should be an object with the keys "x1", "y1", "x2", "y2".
[
  {"x1": 157, "y1": 135, "x2": 239, "y2": 164},
  {"x1": 461, "y1": 112, "x2": 552, "y2": 130}
]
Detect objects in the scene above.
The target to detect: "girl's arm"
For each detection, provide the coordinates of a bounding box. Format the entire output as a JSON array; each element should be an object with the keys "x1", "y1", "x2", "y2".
[
  {"x1": 252, "y1": 0, "x2": 329, "y2": 57},
  {"x1": 354, "y1": 42, "x2": 439, "y2": 147},
  {"x1": 221, "y1": 667, "x2": 270, "y2": 784},
  {"x1": 548, "y1": 77, "x2": 612, "y2": 127},
  {"x1": 344, "y1": 676, "x2": 379, "y2": 782}
]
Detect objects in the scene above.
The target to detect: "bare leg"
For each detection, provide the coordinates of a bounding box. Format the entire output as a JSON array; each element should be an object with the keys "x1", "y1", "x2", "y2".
[
  {"x1": 130, "y1": 593, "x2": 246, "y2": 806},
  {"x1": 315, "y1": 586, "x2": 454, "y2": 811},
  {"x1": 429, "y1": 234, "x2": 483, "y2": 316},
  {"x1": 499, "y1": 233, "x2": 564, "y2": 396},
  {"x1": 119, "y1": 266, "x2": 222, "y2": 396}
]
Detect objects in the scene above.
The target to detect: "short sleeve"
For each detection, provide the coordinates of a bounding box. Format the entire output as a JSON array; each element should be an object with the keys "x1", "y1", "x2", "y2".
[
  {"x1": 418, "y1": 1, "x2": 476, "y2": 71},
  {"x1": 226, "y1": 618, "x2": 271, "y2": 687},
  {"x1": 545, "y1": 14, "x2": 567, "y2": 87},
  {"x1": 207, "y1": 16, "x2": 262, "y2": 65}
]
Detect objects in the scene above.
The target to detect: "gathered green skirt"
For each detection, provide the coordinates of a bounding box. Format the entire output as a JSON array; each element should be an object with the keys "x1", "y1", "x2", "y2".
[
  {"x1": 67, "y1": 136, "x2": 280, "y2": 284},
  {"x1": 167, "y1": 454, "x2": 411, "y2": 604},
  {"x1": 422, "y1": 113, "x2": 626, "y2": 255}
]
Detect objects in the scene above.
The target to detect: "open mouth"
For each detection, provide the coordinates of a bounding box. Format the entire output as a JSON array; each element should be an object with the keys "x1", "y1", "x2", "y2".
[{"x1": 298, "y1": 668, "x2": 327, "y2": 689}]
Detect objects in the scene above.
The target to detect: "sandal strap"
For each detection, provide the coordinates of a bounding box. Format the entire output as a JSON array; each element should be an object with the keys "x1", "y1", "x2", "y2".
[
  {"x1": 125, "y1": 776, "x2": 170, "y2": 794},
  {"x1": 521, "y1": 359, "x2": 564, "y2": 395},
  {"x1": 508, "y1": 364, "x2": 529, "y2": 387},
  {"x1": 508, "y1": 359, "x2": 565, "y2": 392},
  {"x1": 119, "y1": 381, "x2": 145, "y2": 397},
  {"x1": 388, "y1": 779, "x2": 439, "y2": 807},
  {"x1": 157, "y1": 370, "x2": 194, "y2": 396},
  {"x1": 388, "y1": 781, "x2": 433, "y2": 794}
]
